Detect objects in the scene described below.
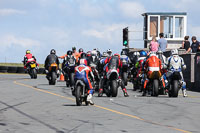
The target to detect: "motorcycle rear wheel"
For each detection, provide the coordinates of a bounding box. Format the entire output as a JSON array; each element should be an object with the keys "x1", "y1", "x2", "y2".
[
  {"x1": 51, "y1": 72, "x2": 57, "y2": 85},
  {"x1": 172, "y1": 80, "x2": 179, "y2": 97},
  {"x1": 152, "y1": 79, "x2": 159, "y2": 97},
  {"x1": 75, "y1": 86, "x2": 82, "y2": 106},
  {"x1": 111, "y1": 80, "x2": 118, "y2": 97}
]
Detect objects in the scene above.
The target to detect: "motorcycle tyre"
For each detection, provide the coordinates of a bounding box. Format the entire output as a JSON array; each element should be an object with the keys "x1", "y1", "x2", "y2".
[
  {"x1": 172, "y1": 80, "x2": 179, "y2": 97},
  {"x1": 75, "y1": 86, "x2": 82, "y2": 106},
  {"x1": 152, "y1": 79, "x2": 159, "y2": 97},
  {"x1": 111, "y1": 80, "x2": 118, "y2": 97}
]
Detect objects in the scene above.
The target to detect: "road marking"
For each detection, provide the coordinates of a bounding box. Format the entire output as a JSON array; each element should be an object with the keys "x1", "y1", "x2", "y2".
[{"x1": 13, "y1": 80, "x2": 192, "y2": 133}]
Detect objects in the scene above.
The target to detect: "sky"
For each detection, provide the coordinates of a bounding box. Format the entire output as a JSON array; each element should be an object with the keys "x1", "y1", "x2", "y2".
[{"x1": 0, "y1": 0, "x2": 200, "y2": 63}]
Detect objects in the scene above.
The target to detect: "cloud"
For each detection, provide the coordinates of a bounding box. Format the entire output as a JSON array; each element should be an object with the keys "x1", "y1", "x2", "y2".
[
  {"x1": 0, "y1": 34, "x2": 40, "y2": 48},
  {"x1": 82, "y1": 22, "x2": 144, "y2": 48},
  {"x1": 169, "y1": 0, "x2": 198, "y2": 11},
  {"x1": 119, "y1": 1, "x2": 145, "y2": 19},
  {"x1": 79, "y1": 3, "x2": 104, "y2": 18},
  {"x1": 0, "y1": 9, "x2": 26, "y2": 16}
]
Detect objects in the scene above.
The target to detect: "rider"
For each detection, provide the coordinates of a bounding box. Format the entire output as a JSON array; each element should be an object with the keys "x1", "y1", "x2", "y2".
[
  {"x1": 107, "y1": 49, "x2": 112, "y2": 57},
  {"x1": 133, "y1": 50, "x2": 147, "y2": 91},
  {"x1": 99, "y1": 53, "x2": 129, "y2": 97},
  {"x1": 166, "y1": 49, "x2": 187, "y2": 97},
  {"x1": 23, "y1": 50, "x2": 39, "y2": 69},
  {"x1": 62, "y1": 50, "x2": 76, "y2": 69},
  {"x1": 44, "y1": 49, "x2": 60, "y2": 76},
  {"x1": 79, "y1": 48, "x2": 84, "y2": 55},
  {"x1": 72, "y1": 47, "x2": 80, "y2": 63},
  {"x1": 143, "y1": 52, "x2": 163, "y2": 96},
  {"x1": 74, "y1": 59, "x2": 95, "y2": 105},
  {"x1": 135, "y1": 51, "x2": 147, "y2": 79}
]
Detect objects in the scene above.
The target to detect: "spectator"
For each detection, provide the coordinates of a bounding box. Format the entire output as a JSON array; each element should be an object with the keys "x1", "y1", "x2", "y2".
[
  {"x1": 186, "y1": 36, "x2": 200, "y2": 53},
  {"x1": 149, "y1": 36, "x2": 159, "y2": 52},
  {"x1": 158, "y1": 33, "x2": 168, "y2": 52},
  {"x1": 182, "y1": 36, "x2": 190, "y2": 51}
]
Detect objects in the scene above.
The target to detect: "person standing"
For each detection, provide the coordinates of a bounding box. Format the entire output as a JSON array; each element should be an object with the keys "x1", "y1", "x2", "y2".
[
  {"x1": 182, "y1": 36, "x2": 190, "y2": 51},
  {"x1": 186, "y1": 36, "x2": 200, "y2": 53},
  {"x1": 149, "y1": 36, "x2": 159, "y2": 52},
  {"x1": 158, "y1": 33, "x2": 168, "y2": 52}
]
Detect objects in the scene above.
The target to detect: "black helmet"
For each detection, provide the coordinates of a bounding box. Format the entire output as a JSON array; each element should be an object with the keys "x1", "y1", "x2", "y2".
[
  {"x1": 79, "y1": 48, "x2": 83, "y2": 53},
  {"x1": 121, "y1": 50, "x2": 126, "y2": 55},
  {"x1": 72, "y1": 47, "x2": 76, "y2": 51},
  {"x1": 81, "y1": 52, "x2": 87, "y2": 59},
  {"x1": 50, "y1": 49, "x2": 56, "y2": 54},
  {"x1": 67, "y1": 50, "x2": 72, "y2": 56}
]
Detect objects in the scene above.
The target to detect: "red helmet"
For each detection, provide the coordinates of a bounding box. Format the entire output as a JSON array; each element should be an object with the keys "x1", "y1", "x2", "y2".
[
  {"x1": 79, "y1": 59, "x2": 87, "y2": 66},
  {"x1": 114, "y1": 53, "x2": 120, "y2": 58}
]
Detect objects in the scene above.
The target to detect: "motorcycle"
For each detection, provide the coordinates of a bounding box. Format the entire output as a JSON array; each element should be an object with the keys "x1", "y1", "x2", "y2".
[
  {"x1": 23, "y1": 61, "x2": 37, "y2": 79},
  {"x1": 120, "y1": 57, "x2": 129, "y2": 86},
  {"x1": 101, "y1": 66, "x2": 119, "y2": 97},
  {"x1": 145, "y1": 70, "x2": 163, "y2": 97},
  {"x1": 90, "y1": 63, "x2": 100, "y2": 91},
  {"x1": 74, "y1": 79, "x2": 90, "y2": 106},
  {"x1": 47, "y1": 63, "x2": 59, "y2": 85},
  {"x1": 62, "y1": 58, "x2": 76, "y2": 87},
  {"x1": 167, "y1": 69, "x2": 182, "y2": 97}
]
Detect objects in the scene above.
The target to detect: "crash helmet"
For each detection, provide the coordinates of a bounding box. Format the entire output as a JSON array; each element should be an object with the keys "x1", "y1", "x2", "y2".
[
  {"x1": 26, "y1": 50, "x2": 31, "y2": 54},
  {"x1": 139, "y1": 50, "x2": 147, "y2": 57},
  {"x1": 107, "y1": 49, "x2": 112, "y2": 55},
  {"x1": 79, "y1": 59, "x2": 87, "y2": 66},
  {"x1": 81, "y1": 52, "x2": 87, "y2": 59},
  {"x1": 72, "y1": 47, "x2": 76, "y2": 51},
  {"x1": 50, "y1": 49, "x2": 56, "y2": 54},
  {"x1": 171, "y1": 49, "x2": 178, "y2": 55},
  {"x1": 121, "y1": 50, "x2": 127, "y2": 55},
  {"x1": 79, "y1": 48, "x2": 83, "y2": 53},
  {"x1": 67, "y1": 50, "x2": 72, "y2": 56},
  {"x1": 114, "y1": 53, "x2": 120, "y2": 58}
]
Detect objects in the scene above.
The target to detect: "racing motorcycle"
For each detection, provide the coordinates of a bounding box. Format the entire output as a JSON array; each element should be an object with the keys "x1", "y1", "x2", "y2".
[
  {"x1": 100, "y1": 66, "x2": 119, "y2": 97},
  {"x1": 144, "y1": 70, "x2": 164, "y2": 97},
  {"x1": 23, "y1": 60, "x2": 38, "y2": 79},
  {"x1": 120, "y1": 56, "x2": 129, "y2": 86},
  {"x1": 167, "y1": 69, "x2": 182, "y2": 97},
  {"x1": 47, "y1": 63, "x2": 59, "y2": 85},
  {"x1": 62, "y1": 56, "x2": 76, "y2": 87},
  {"x1": 74, "y1": 79, "x2": 90, "y2": 106}
]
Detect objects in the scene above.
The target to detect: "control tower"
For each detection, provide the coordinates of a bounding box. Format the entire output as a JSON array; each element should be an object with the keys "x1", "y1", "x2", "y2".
[{"x1": 142, "y1": 12, "x2": 187, "y2": 49}]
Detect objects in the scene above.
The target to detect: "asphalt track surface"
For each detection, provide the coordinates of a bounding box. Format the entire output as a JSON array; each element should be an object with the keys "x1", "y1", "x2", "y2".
[{"x1": 0, "y1": 74, "x2": 200, "y2": 133}]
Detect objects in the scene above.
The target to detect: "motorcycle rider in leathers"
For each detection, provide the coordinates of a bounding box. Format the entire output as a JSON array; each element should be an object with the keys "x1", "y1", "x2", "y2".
[
  {"x1": 143, "y1": 52, "x2": 163, "y2": 96},
  {"x1": 44, "y1": 49, "x2": 60, "y2": 79},
  {"x1": 99, "y1": 53, "x2": 129, "y2": 97},
  {"x1": 166, "y1": 49, "x2": 187, "y2": 97},
  {"x1": 23, "y1": 50, "x2": 39, "y2": 69}
]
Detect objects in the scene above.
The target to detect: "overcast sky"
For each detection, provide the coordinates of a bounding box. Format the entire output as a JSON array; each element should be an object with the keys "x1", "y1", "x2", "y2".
[{"x1": 0, "y1": 0, "x2": 200, "y2": 63}]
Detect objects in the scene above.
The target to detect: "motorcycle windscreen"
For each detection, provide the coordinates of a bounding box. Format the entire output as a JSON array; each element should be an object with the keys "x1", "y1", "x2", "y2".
[{"x1": 108, "y1": 56, "x2": 119, "y2": 70}]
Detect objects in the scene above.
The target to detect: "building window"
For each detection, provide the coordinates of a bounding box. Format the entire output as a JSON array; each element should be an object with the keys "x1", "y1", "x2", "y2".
[
  {"x1": 150, "y1": 16, "x2": 158, "y2": 37},
  {"x1": 175, "y1": 17, "x2": 184, "y2": 38},
  {"x1": 160, "y1": 16, "x2": 173, "y2": 38}
]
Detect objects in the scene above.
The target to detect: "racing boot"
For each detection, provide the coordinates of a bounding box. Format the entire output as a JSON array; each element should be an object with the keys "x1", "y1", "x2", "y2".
[
  {"x1": 87, "y1": 94, "x2": 94, "y2": 105},
  {"x1": 123, "y1": 88, "x2": 129, "y2": 97},
  {"x1": 182, "y1": 89, "x2": 187, "y2": 97},
  {"x1": 98, "y1": 88, "x2": 103, "y2": 97}
]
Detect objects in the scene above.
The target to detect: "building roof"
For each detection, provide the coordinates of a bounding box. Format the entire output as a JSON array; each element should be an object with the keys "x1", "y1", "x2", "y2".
[{"x1": 142, "y1": 12, "x2": 187, "y2": 16}]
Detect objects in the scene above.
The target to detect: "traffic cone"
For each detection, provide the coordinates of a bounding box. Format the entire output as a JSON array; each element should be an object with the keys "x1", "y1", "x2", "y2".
[{"x1": 59, "y1": 73, "x2": 65, "y2": 82}]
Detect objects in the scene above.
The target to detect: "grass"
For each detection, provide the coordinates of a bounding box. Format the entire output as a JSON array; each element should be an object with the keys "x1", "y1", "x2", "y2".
[{"x1": 0, "y1": 63, "x2": 44, "y2": 68}]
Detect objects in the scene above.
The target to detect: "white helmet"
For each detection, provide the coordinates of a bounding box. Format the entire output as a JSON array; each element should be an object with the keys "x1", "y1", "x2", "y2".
[{"x1": 171, "y1": 49, "x2": 178, "y2": 55}]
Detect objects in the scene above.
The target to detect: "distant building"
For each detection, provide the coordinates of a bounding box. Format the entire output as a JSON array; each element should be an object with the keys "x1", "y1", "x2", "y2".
[{"x1": 142, "y1": 12, "x2": 187, "y2": 49}]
